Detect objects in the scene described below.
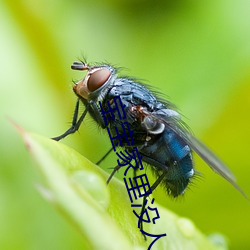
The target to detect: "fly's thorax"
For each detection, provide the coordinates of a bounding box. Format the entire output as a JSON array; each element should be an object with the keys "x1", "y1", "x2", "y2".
[{"x1": 73, "y1": 64, "x2": 117, "y2": 102}]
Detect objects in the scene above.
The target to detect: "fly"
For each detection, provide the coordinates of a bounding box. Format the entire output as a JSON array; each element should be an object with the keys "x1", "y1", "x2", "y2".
[{"x1": 52, "y1": 60, "x2": 246, "y2": 199}]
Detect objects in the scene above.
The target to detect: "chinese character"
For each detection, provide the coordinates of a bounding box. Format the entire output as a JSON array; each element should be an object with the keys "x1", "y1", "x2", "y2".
[
  {"x1": 116, "y1": 147, "x2": 143, "y2": 176},
  {"x1": 99, "y1": 96, "x2": 126, "y2": 126},
  {"x1": 107, "y1": 122, "x2": 135, "y2": 151},
  {"x1": 124, "y1": 174, "x2": 152, "y2": 203},
  {"x1": 132, "y1": 198, "x2": 159, "y2": 227},
  {"x1": 140, "y1": 230, "x2": 167, "y2": 250},
  {"x1": 132, "y1": 198, "x2": 166, "y2": 249}
]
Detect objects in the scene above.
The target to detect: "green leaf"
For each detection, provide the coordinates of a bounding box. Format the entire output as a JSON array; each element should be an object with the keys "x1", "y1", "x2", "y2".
[{"x1": 19, "y1": 128, "x2": 227, "y2": 250}]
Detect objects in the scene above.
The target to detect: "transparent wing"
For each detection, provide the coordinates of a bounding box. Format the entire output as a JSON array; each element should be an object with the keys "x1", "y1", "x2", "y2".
[
  {"x1": 145, "y1": 109, "x2": 247, "y2": 198},
  {"x1": 171, "y1": 122, "x2": 247, "y2": 198}
]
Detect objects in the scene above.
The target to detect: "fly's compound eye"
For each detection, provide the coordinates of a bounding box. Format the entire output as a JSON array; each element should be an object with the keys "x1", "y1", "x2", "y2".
[{"x1": 87, "y1": 68, "x2": 111, "y2": 92}]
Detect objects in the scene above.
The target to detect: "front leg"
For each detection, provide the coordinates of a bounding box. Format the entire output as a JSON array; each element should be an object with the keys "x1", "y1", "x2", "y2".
[
  {"x1": 52, "y1": 99, "x2": 89, "y2": 141},
  {"x1": 139, "y1": 171, "x2": 167, "y2": 234}
]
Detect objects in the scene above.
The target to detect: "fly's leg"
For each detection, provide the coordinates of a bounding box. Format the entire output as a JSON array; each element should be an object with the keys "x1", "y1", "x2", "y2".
[
  {"x1": 52, "y1": 99, "x2": 107, "y2": 141},
  {"x1": 96, "y1": 147, "x2": 113, "y2": 165},
  {"x1": 106, "y1": 164, "x2": 124, "y2": 184},
  {"x1": 137, "y1": 151, "x2": 168, "y2": 233},
  {"x1": 52, "y1": 99, "x2": 89, "y2": 141},
  {"x1": 133, "y1": 168, "x2": 138, "y2": 186},
  {"x1": 140, "y1": 171, "x2": 168, "y2": 239},
  {"x1": 107, "y1": 156, "x2": 139, "y2": 184}
]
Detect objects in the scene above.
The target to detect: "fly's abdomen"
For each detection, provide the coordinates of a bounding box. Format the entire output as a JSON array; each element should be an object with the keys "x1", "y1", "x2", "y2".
[
  {"x1": 140, "y1": 128, "x2": 194, "y2": 197},
  {"x1": 162, "y1": 129, "x2": 194, "y2": 196}
]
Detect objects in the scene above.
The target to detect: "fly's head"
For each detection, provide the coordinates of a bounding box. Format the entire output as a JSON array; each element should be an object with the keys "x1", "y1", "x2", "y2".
[{"x1": 72, "y1": 61, "x2": 116, "y2": 101}]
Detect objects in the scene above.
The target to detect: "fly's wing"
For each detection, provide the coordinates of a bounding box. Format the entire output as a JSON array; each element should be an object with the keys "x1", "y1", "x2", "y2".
[
  {"x1": 180, "y1": 130, "x2": 248, "y2": 198},
  {"x1": 149, "y1": 109, "x2": 248, "y2": 198}
]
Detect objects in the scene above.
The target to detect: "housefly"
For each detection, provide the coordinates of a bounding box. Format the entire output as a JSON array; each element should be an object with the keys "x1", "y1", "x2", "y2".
[{"x1": 52, "y1": 60, "x2": 246, "y2": 198}]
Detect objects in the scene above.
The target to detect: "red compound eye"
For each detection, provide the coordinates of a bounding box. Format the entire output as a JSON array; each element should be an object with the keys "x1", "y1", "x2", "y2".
[{"x1": 87, "y1": 68, "x2": 111, "y2": 92}]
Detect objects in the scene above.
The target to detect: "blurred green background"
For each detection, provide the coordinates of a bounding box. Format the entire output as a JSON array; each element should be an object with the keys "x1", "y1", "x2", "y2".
[{"x1": 1, "y1": 0, "x2": 250, "y2": 249}]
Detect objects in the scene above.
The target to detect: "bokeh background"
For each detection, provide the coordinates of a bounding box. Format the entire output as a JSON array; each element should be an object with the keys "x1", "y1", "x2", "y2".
[{"x1": 1, "y1": 0, "x2": 250, "y2": 249}]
